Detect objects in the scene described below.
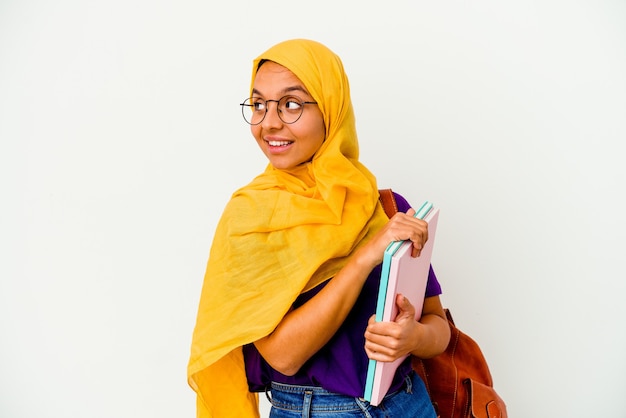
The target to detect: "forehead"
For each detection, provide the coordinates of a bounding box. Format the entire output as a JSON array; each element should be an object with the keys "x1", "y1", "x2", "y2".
[{"x1": 252, "y1": 61, "x2": 311, "y2": 97}]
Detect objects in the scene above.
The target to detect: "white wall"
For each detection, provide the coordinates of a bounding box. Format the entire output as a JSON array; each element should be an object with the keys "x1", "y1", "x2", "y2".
[{"x1": 2, "y1": 1, "x2": 625, "y2": 417}]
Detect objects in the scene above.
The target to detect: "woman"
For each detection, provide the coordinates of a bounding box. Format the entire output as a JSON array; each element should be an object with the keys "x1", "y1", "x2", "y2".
[{"x1": 188, "y1": 39, "x2": 450, "y2": 417}]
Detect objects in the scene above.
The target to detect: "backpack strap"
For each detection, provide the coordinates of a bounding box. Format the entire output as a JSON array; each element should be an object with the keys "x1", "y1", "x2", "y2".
[{"x1": 378, "y1": 188, "x2": 399, "y2": 219}]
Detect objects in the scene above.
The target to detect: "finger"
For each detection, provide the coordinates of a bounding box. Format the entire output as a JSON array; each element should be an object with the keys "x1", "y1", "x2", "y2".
[
  {"x1": 365, "y1": 345, "x2": 395, "y2": 362},
  {"x1": 395, "y1": 294, "x2": 416, "y2": 321},
  {"x1": 366, "y1": 320, "x2": 402, "y2": 343},
  {"x1": 365, "y1": 322, "x2": 387, "y2": 341},
  {"x1": 364, "y1": 335, "x2": 397, "y2": 357},
  {"x1": 409, "y1": 220, "x2": 428, "y2": 258},
  {"x1": 365, "y1": 337, "x2": 403, "y2": 362},
  {"x1": 366, "y1": 320, "x2": 392, "y2": 340}
]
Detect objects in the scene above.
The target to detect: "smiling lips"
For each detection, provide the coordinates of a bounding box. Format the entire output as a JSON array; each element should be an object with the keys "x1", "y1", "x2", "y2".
[{"x1": 266, "y1": 139, "x2": 294, "y2": 152}]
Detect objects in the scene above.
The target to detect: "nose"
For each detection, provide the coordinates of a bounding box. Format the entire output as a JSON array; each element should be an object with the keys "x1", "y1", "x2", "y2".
[{"x1": 261, "y1": 100, "x2": 283, "y2": 128}]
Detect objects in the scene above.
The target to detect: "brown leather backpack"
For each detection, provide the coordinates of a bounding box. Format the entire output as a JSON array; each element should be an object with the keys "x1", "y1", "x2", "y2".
[
  {"x1": 378, "y1": 189, "x2": 508, "y2": 418},
  {"x1": 412, "y1": 309, "x2": 507, "y2": 418}
]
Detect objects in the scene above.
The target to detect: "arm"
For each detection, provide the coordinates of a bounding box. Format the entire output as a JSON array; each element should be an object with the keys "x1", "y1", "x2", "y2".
[
  {"x1": 253, "y1": 209, "x2": 429, "y2": 376},
  {"x1": 364, "y1": 294, "x2": 451, "y2": 361}
]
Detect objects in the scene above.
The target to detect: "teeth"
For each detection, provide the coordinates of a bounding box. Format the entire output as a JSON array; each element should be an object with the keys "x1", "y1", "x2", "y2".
[{"x1": 268, "y1": 140, "x2": 292, "y2": 146}]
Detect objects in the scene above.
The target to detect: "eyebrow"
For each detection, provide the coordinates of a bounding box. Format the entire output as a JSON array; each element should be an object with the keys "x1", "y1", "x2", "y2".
[{"x1": 251, "y1": 86, "x2": 311, "y2": 98}]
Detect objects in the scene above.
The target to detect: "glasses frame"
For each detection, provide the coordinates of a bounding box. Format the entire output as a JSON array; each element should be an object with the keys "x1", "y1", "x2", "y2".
[{"x1": 240, "y1": 96, "x2": 318, "y2": 125}]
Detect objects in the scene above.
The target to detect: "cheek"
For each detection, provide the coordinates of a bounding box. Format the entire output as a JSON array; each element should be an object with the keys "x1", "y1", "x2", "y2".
[
  {"x1": 296, "y1": 123, "x2": 324, "y2": 148},
  {"x1": 313, "y1": 120, "x2": 326, "y2": 147},
  {"x1": 251, "y1": 125, "x2": 262, "y2": 142},
  {"x1": 319, "y1": 120, "x2": 327, "y2": 142}
]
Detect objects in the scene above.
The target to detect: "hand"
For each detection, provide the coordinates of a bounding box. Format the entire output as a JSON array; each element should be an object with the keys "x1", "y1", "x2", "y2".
[
  {"x1": 356, "y1": 208, "x2": 429, "y2": 270},
  {"x1": 364, "y1": 294, "x2": 421, "y2": 362}
]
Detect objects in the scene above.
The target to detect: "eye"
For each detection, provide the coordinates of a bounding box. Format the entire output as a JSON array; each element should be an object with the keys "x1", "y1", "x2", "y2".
[
  {"x1": 251, "y1": 98, "x2": 266, "y2": 112},
  {"x1": 282, "y1": 96, "x2": 303, "y2": 112}
]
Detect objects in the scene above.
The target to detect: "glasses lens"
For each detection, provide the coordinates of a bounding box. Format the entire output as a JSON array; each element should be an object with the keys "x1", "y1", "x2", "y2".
[
  {"x1": 278, "y1": 96, "x2": 304, "y2": 124},
  {"x1": 241, "y1": 97, "x2": 265, "y2": 125}
]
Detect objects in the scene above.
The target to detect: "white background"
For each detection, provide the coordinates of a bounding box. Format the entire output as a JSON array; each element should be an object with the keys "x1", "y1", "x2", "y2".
[{"x1": 2, "y1": 1, "x2": 625, "y2": 417}]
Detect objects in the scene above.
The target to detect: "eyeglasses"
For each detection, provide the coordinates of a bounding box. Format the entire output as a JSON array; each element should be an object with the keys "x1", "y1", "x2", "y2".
[{"x1": 240, "y1": 95, "x2": 318, "y2": 125}]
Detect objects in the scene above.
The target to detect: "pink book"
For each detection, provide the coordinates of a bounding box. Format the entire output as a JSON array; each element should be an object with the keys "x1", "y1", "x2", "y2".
[{"x1": 363, "y1": 203, "x2": 439, "y2": 406}]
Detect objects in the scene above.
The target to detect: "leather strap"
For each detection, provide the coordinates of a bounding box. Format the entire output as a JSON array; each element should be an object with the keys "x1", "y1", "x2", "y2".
[{"x1": 378, "y1": 188, "x2": 398, "y2": 219}]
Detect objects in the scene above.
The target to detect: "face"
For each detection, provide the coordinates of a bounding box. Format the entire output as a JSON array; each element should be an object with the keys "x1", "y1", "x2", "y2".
[{"x1": 250, "y1": 61, "x2": 326, "y2": 171}]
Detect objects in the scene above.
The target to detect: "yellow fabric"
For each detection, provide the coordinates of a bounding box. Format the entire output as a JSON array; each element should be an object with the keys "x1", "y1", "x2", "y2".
[{"x1": 187, "y1": 39, "x2": 389, "y2": 417}]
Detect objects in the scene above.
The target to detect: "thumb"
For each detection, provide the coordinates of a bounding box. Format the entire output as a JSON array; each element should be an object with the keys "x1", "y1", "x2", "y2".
[{"x1": 395, "y1": 294, "x2": 416, "y2": 322}]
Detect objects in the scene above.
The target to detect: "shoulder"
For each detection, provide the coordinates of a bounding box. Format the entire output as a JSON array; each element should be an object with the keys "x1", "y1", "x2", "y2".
[{"x1": 391, "y1": 191, "x2": 411, "y2": 213}]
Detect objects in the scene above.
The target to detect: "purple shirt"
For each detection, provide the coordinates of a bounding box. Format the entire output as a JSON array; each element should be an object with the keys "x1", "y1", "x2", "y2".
[{"x1": 243, "y1": 192, "x2": 442, "y2": 397}]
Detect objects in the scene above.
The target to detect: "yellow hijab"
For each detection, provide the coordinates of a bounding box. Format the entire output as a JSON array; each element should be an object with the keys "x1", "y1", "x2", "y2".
[{"x1": 187, "y1": 39, "x2": 389, "y2": 417}]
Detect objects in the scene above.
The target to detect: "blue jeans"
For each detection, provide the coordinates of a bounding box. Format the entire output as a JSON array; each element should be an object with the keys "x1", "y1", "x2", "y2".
[{"x1": 266, "y1": 372, "x2": 436, "y2": 417}]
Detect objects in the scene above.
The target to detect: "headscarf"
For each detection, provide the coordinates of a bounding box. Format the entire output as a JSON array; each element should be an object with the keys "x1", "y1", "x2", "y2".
[{"x1": 187, "y1": 39, "x2": 389, "y2": 417}]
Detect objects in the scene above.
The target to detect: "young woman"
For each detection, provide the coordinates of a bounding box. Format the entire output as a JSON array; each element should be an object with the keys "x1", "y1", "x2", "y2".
[{"x1": 188, "y1": 39, "x2": 450, "y2": 417}]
